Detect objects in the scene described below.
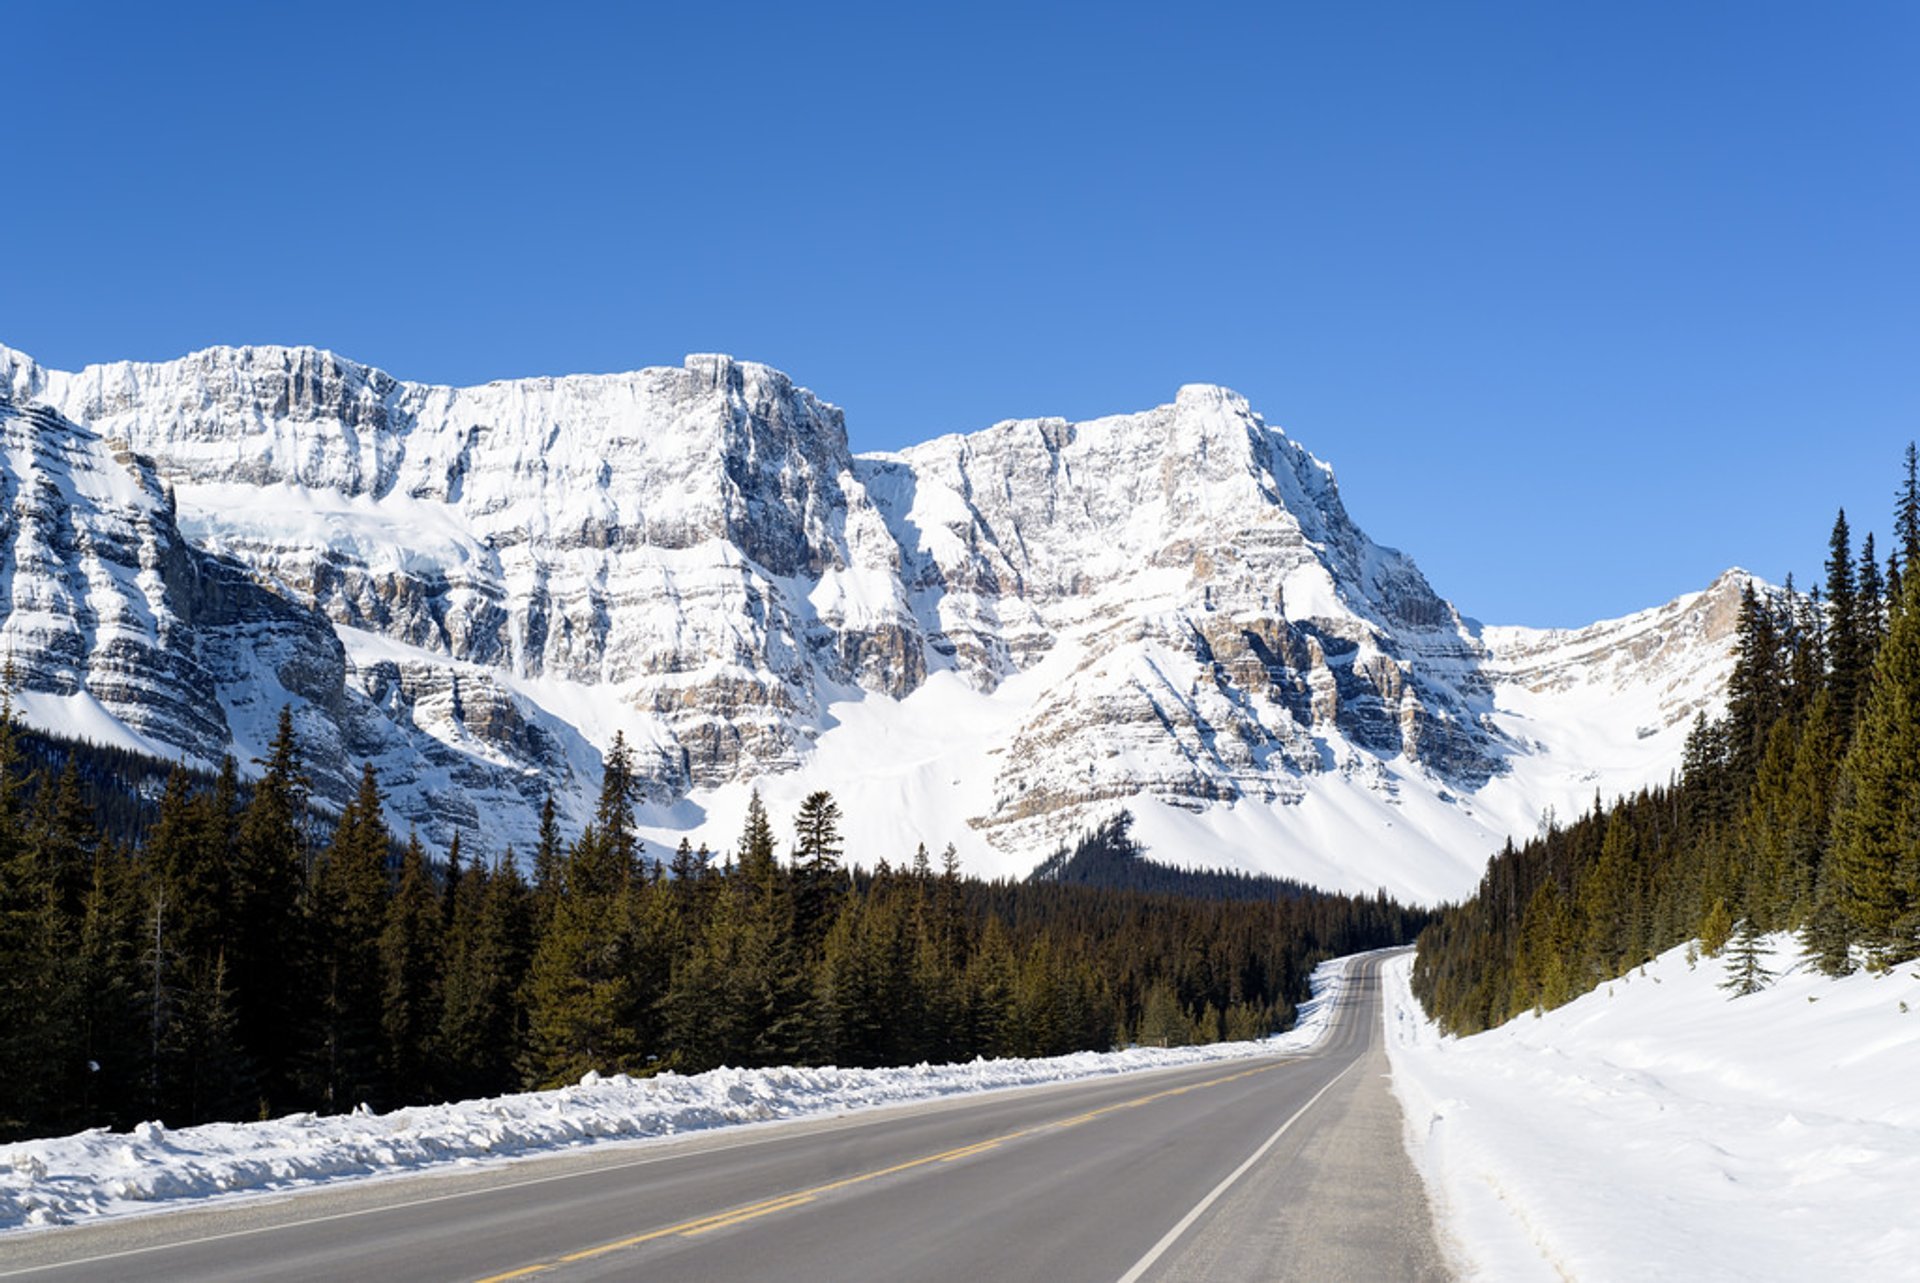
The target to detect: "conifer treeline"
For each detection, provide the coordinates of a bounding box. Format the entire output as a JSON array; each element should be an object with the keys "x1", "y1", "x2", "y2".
[
  {"x1": 1414, "y1": 445, "x2": 1920, "y2": 1034},
  {"x1": 0, "y1": 709, "x2": 1421, "y2": 1142}
]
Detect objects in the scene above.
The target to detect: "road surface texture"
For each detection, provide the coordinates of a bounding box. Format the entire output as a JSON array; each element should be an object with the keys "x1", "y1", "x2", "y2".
[{"x1": 0, "y1": 952, "x2": 1446, "y2": 1282}]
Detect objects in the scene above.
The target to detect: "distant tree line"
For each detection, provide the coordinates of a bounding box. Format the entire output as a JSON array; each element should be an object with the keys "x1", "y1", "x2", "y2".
[
  {"x1": 1030, "y1": 811, "x2": 1327, "y2": 902},
  {"x1": 1414, "y1": 445, "x2": 1920, "y2": 1033},
  {"x1": 0, "y1": 706, "x2": 1422, "y2": 1142}
]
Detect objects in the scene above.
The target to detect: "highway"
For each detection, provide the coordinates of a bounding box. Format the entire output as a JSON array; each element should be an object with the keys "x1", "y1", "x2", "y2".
[{"x1": 0, "y1": 952, "x2": 1445, "y2": 1282}]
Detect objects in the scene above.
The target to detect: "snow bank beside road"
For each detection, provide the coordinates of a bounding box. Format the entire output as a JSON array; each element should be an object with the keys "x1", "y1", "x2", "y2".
[
  {"x1": 1384, "y1": 940, "x2": 1920, "y2": 1280},
  {"x1": 1, "y1": 955, "x2": 1366, "y2": 1233}
]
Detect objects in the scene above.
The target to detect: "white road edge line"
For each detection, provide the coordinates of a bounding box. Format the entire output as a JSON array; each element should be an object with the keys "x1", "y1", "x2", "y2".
[{"x1": 1113, "y1": 1054, "x2": 1363, "y2": 1283}]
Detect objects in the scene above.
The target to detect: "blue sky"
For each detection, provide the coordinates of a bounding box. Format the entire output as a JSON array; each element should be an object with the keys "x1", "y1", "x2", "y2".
[{"x1": 7, "y1": 3, "x2": 1916, "y2": 625}]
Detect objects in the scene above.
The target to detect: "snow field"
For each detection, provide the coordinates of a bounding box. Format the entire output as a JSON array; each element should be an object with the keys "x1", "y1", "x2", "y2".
[
  {"x1": 0, "y1": 957, "x2": 1363, "y2": 1233},
  {"x1": 1384, "y1": 940, "x2": 1920, "y2": 1281}
]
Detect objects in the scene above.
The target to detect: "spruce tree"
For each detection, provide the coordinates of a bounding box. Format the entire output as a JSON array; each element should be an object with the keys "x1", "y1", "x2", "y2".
[
  {"x1": 1860, "y1": 532, "x2": 1885, "y2": 658},
  {"x1": 596, "y1": 732, "x2": 642, "y2": 884},
  {"x1": 77, "y1": 837, "x2": 145, "y2": 1127},
  {"x1": 791, "y1": 790, "x2": 845, "y2": 951},
  {"x1": 522, "y1": 825, "x2": 641, "y2": 1086},
  {"x1": 307, "y1": 764, "x2": 391, "y2": 1111},
  {"x1": 439, "y1": 855, "x2": 532, "y2": 1097},
  {"x1": 1827, "y1": 569, "x2": 1920, "y2": 962},
  {"x1": 737, "y1": 791, "x2": 779, "y2": 889},
  {"x1": 233, "y1": 708, "x2": 309, "y2": 1112},
  {"x1": 1826, "y1": 509, "x2": 1863, "y2": 734},
  {"x1": 380, "y1": 832, "x2": 443, "y2": 1104},
  {"x1": 1898, "y1": 441, "x2": 1920, "y2": 570},
  {"x1": 1698, "y1": 896, "x2": 1734, "y2": 958},
  {"x1": 1725, "y1": 582, "x2": 1785, "y2": 780},
  {"x1": 531, "y1": 791, "x2": 563, "y2": 929},
  {"x1": 1720, "y1": 918, "x2": 1773, "y2": 997}
]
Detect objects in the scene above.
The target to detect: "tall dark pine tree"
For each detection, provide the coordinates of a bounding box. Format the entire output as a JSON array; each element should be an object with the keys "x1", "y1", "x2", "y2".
[
  {"x1": 1827, "y1": 569, "x2": 1920, "y2": 962},
  {"x1": 439, "y1": 855, "x2": 531, "y2": 1097},
  {"x1": 1898, "y1": 442, "x2": 1920, "y2": 571},
  {"x1": 1826, "y1": 509, "x2": 1864, "y2": 736},
  {"x1": 1724, "y1": 582, "x2": 1785, "y2": 780},
  {"x1": 1784, "y1": 578, "x2": 1825, "y2": 716},
  {"x1": 0, "y1": 686, "x2": 81, "y2": 1140},
  {"x1": 1859, "y1": 532, "x2": 1885, "y2": 659},
  {"x1": 308, "y1": 764, "x2": 391, "y2": 1111},
  {"x1": 381, "y1": 832, "x2": 443, "y2": 1105},
  {"x1": 531, "y1": 791, "x2": 564, "y2": 932},
  {"x1": 596, "y1": 732, "x2": 642, "y2": 885},
  {"x1": 233, "y1": 707, "x2": 309, "y2": 1113},
  {"x1": 737, "y1": 791, "x2": 779, "y2": 891},
  {"x1": 521, "y1": 824, "x2": 641, "y2": 1086},
  {"x1": 791, "y1": 790, "x2": 845, "y2": 950},
  {"x1": 733, "y1": 792, "x2": 807, "y2": 1065}
]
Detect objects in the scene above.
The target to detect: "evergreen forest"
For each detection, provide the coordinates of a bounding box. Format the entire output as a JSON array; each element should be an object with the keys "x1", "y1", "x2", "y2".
[
  {"x1": 0, "y1": 704, "x2": 1422, "y2": 1143},
  {"x1": 1414, "y1": 445, "x2": 1920, "y2": 1033}
]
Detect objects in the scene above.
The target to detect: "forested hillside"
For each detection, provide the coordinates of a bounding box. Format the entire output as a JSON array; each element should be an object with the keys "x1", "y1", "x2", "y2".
[
  {"x1": 0, "y1": 703, "x2": 1420, "y2": 1143},
  {"x1": 1414, "y1": 447, "x2": 1920, "y2": 1033}
]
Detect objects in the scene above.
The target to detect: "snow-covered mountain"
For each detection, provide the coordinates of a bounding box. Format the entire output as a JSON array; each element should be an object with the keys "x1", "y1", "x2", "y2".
[{"x1": 0, "y1": 343, "x2": 1743, "y2": 900}]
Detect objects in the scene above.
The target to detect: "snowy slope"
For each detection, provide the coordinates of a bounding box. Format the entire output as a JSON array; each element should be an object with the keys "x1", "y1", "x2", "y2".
[
  {"x1": 1384, "y1": 943, "x2": 1920, "y2": 1280},
  {"x1": 0, "y1": 342, "x2": 1742, "y2": 898}
]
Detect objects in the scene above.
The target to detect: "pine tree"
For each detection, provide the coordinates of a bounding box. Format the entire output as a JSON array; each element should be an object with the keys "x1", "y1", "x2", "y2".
[
  {"x1": 813, "y1": 897, "x2": 881, "y2": 1063},
  {"x1": 1860, "y1": 532, "x2": 1886, "y2": 659},
  {"x1": 737, "y1": 791, "x2": 778, "y2": 889},
  {"x1": 596, "y1": 732, "x2": 644, "y2": 884},
  {"x1": 521, "y1": 825, "x2": 641, "y2": 1086},
  {"x1": 966, "y1": 915, "x2": 1019, "y2": 1056},
  {"x1": 381, "y1": 833, "x2": 443, "y2": 1104},
  {"x1": 791, "y1": 790, "x2": 845, "y2": 951},
  {"x1": 1698, "y1": 896, "x2": 1734, "y2": 958},
  {"x1": 441, "y1": 832, "x2": 464, "y2": 931},
  {"x1": 1827, "y1": 569, "x2": 1920, "y2": 962},
  {"x1": 1826, "y1": 509, "x2": 1863, "y2": 735},
  {"x1": 77, "y1": 836, "x2": 145, "y2": 1128},
  {"x1": 1792, "y1": 692, "x2": 1840, "y2": 912},
  {"x1": 233, "y1": 708, "x2": 309, "y2": 1113},
  {"x1": 663, "y1": 869, "x2": 750, "y2": 1071},
  {"x1": 1135, "y1": 980, "x2": 1191, "y2": 1047},
  {"x1": 1785, "y1": 581, "x2": 1825, "y2": 717},
  {"x1": 1800, "y1": 886, "x2": 1854, "y2": 977},
  {"x1": 1898, "y1": 441, "x2": 1920, "y2": 571},
  {"x1": 306, "y1": 764, "x2": 391, "y2": 1111},
  {"x1": 1720, "y1": 918, "x2": 1773, "y2": 997},
  {"x1": 531, "y1": 792, "x2": 563, "y2": 929},
  {"x1": 1725, "y1": 581, "x2": 1785, "y2": 779},
  {"x1": 439, "y1": 855, "x2": 531, "y2": 1096}
]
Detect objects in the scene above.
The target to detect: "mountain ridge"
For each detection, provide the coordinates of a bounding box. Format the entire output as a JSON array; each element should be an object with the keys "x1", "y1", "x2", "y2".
[{"x1": 0, "y1": 342, "x2": 1745, "y2": 900}]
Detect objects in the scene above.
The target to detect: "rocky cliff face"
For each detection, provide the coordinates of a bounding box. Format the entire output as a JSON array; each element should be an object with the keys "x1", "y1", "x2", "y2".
[{"x1": 0, "y1": 342, "x2": 1743, "y2": 895}]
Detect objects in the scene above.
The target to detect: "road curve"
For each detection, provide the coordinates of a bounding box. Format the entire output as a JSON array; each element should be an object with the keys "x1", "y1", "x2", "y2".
[{"x1": 0, "y1": 952, "x2": 1445, "y2": 1282}]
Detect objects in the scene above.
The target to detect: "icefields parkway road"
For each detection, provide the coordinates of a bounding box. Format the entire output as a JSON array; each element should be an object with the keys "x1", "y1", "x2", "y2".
[{"x1": 3, "y1": 953, "x2": 1445, "y2": 1283}]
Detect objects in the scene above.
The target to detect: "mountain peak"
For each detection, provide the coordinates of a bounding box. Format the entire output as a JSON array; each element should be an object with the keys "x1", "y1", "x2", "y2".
[{"x1": 1172, "y1": 381, "x2": 1252, "y2": 413}]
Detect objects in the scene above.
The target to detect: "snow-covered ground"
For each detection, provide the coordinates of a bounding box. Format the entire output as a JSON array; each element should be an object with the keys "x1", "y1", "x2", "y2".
[
  {"x1": 1385, "y1": 940, "x2": 1920, "y2": 1281},
  {"x1": 0, "y1": 956, "x2": 1363, "y2": 1234}
]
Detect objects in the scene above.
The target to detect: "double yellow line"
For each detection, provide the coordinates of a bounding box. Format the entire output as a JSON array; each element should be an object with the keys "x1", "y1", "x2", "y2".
[{"x1": 474, "y1": 1059, "x2": 1288, "y2": 1281}]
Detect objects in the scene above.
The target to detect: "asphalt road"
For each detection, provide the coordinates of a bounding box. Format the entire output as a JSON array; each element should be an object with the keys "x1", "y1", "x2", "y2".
[{"x1": 1, "y1": 951, "x2": 1446, "y2": 1282}]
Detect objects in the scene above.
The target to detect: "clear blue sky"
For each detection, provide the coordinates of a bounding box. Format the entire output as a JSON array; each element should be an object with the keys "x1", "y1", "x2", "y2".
[{"x1": 8, "y1": 3, "x2": 1916, "y2": 626}]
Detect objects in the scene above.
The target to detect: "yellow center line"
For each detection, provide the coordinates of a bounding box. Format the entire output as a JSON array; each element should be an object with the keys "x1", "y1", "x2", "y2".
[
  {"x1": 472, "y1": 1057, "x2": 1295, "y2": 1282},
  {"x1": 679, "y1": 1192, "x2": 819, "y2": 1236}
]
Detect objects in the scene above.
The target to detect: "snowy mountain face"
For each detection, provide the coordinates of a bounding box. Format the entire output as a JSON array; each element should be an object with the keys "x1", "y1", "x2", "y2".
[{"x1": 0, "y1": 343, "x2": 1743, "y2": 900}]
